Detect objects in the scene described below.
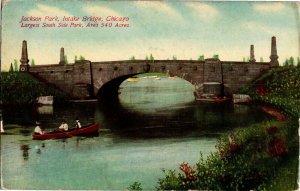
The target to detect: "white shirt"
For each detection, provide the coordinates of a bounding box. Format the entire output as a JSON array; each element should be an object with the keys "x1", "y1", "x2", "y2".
[
  {"x1": 59, "y1": 123, "x2": 68, "y2": 131},
  {"x1": 76, "y1": 121, "x2": 81, "y2": 128},
  {"x1": 34, "y1": 126, "x2": 42, "y2": 134}
]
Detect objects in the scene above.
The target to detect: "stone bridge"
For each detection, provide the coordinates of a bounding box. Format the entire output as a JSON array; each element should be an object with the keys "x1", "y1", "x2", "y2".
[{"x1": 19, "y1": 37, "x2": 279, "y2": 100}]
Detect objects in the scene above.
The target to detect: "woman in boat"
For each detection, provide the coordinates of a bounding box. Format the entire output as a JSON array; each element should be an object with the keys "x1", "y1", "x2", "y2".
[
  {"x1": 58, "y1": 119, "x2": 69, "y2": 131},
  {"x1": 34, "y1": 121, "x2": 42, "y2": 135}
]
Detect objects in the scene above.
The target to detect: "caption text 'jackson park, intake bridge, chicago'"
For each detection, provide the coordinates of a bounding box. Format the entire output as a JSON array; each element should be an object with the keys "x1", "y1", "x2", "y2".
[{"x1": 18, "y1": 36, "x2": 279, "y2": 101}]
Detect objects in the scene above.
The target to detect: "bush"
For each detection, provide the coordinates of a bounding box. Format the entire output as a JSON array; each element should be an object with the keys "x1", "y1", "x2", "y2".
[
  {"x1": 0, "y1": 72, "x2": 68, "y2": 105},
  {"x1": 157, "y1": 120, "x2": 296, "y2": 190},
  {"x1": 127, "y1": 182, "x2": 143, "y2": 191}
]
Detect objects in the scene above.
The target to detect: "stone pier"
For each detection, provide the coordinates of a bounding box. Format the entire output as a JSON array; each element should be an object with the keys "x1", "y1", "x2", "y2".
[
  {"x1": 19, "y1": 40, "x2": 29, "y2": 72},
  {"x1": 270, "y1": 36, "x2": 279, "y2": 67},
  {"x1": 249, "y1": 45, "x2": 256, "y2": 63},
  {"x1": 59, "y1": 47, "x2": 66, "y2": 65}
]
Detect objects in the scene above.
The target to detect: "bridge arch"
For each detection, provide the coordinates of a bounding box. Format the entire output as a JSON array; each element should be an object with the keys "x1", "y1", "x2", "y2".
[{"x1": 95, "y1": 70, "x2": 197, "y2": 103}]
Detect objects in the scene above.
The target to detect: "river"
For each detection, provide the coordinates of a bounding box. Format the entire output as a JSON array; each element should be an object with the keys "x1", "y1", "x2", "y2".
[{"x1": 1, "y1": 76, "x2": 271, "y2": 190}]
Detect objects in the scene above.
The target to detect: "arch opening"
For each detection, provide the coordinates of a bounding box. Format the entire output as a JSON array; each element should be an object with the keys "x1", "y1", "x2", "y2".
[{"x1": 97, "y1": 73, "x2": 195, "y2": 113}]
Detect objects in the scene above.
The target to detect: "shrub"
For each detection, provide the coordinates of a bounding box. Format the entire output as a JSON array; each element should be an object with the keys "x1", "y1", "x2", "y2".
[
  {"x1": 0, "y1": 72, "x2": 68, "y2": 105},
  {"x1": 157, "y1": 120, "x2": 295, "y2": 190},
  {"x1": 127, "y1": 182, "x2": 142, "y2": 191}
]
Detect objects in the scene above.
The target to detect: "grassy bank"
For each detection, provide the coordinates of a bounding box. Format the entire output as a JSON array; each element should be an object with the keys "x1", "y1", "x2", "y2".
[
  {"x1": 151, "y1": 66, "x2": 299, "y2": 190},
  {"x1": 241, "y1": 66, "x2": 300, "y2": 117},
  {"x1": 0, "y1": 72, "x2": 68, "y2": 105}
]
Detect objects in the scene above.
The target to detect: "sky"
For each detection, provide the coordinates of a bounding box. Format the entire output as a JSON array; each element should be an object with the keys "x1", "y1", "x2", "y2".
[{"x1": 1, "y1": 0, "x2": 299, "y2": 71}]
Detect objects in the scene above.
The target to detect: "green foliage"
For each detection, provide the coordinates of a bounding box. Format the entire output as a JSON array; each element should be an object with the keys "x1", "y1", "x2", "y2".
[
  {"x1": 145, "y1": 56, "x2": 148, "y2": 60},
  {"x1": 172, "y1": 56, "x2": 177, "y2": 60},
  {"x1": 64, "y1": 55, "x2": 68, "y2": 64},
  {"x1": 260, "y1": 57, "x2": 264, "y2": 62},
  {"x1": 130, "y1": 56, "x2": 135, "y2": 60},
  {"x1": 157, "y1": 170, "x2": 182, "y2": 190},
  {"x1": 157, "y1": 120, "x2": 297, "y2": 190},
  {"x1": 149, "y1": 53, "x2": 154, "y2": 61},
  {"x1": 0, "y1": 72, "x2": 68, "y2": 105},
  {"x1": 13, "y1": 59, "x2": 18, "y2": 71},
  {"x1": 127, "y1": 182, "x2": 142, "y2": 191},
  {"x1": 31, "y1": 59, "x2": 35, "y2": 66},
  {"x1": 289, "y1": 56, "x2": 294, "y2": 66},
  {"x1": 79, "y1": 55, "x2": 85, "y2": 61},
  {"x1": 241, "y1": 67, "x2": 300, "y2": 116},
  {"x1": 212, "y1": 54, "x2": 219, "y2": 59},
  {"x1": 198, "y1": 55, "x2": 205, "y2": 61},
  {"x1": 9, "y1": 63, "x2": 14, "y2": 72},
  {"x1": 74, "y1": 55, "x2": 78, "y2": 62}
]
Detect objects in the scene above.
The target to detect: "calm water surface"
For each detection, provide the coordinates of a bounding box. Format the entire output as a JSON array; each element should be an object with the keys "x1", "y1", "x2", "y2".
[{"x1": 1, "y1": 77, "x2": 271, "y2": 189}]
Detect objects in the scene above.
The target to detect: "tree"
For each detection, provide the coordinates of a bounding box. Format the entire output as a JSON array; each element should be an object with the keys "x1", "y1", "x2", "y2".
[
  {"x1": 13, "y1": 59, "x2": 18, "y2": 71},
  {"x1": 130, "y1": 56, "x2": 135, "y2": 60},
  {"x1": 74, "y1": 55, "x2": 78, "y2": 62},
  {"x1": 9, "y1": 63, "x2": 14, "y2": 72},
  {"x1": 213, "y1": 54, "x2": 219, "y2": 59},
  {"x1": 79, "y1": 55, "x2": 85, "y2": 61},
  {"x1": 64, "y1": 55, "x2": 68, "y2": 64},
  {"x1": 145, "y1": 56, "x2": 149, "y2": 60},
  {"x1": 172, "y1": 56, "x2": 177, "y2": 60},
  {"x1": 297, "y1": 57, "x2": 300, "y2": 67},
  {"x1": 289, "y1": 56, "x2": 294, "y2": 67},
  {"x1": 31, "y1": 59, "x2": 35, "y2": 66},
  {"x1": 260, "y1": 57, "x2": 264, "y2": 62},
  {"x1": 243, "y1": 57, "x2": 246, "y2": 62},
  {"x1": 198, "y1": 55, "x2": 205, "y2": 61},
  {"x1": 247, "y1": 57, "x2": 250, "y2": 62},
  {"x1": 149, "y1": 53, "x2": 154, "y2": 61},
  {"x1": 284, "y1": 58, "x2": 289, "y2": 67}
]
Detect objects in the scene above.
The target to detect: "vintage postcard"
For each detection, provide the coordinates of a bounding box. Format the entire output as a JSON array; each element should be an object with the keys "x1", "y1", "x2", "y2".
[{"x1": 0, "y1": 1, "x2": 299, "y2": 190}]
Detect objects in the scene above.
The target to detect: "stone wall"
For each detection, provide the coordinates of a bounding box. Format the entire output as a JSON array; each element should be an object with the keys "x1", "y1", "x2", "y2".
[{"x1": 28, "y1": 59, "x2": 272, "y2": 99}]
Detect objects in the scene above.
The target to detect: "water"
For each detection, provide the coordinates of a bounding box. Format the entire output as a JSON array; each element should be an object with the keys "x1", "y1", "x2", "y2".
[{"x1": 1, "y1": 76, "x2": 271, "y2": 190}]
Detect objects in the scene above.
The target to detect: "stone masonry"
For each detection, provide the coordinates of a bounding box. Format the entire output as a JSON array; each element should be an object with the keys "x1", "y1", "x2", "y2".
[{"x1": 23, "y1": 36, "x2": 279, "y2": 100}]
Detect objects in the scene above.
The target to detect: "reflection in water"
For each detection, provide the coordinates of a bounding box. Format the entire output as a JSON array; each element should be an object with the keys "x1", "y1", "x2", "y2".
[
  {"x1": 36, "y1": 148, "x2": 41, "y2": 155},
  {"x1": 35, "y1": 143, "x2": 45, "y2": 155},
  {"x1": 36, "y1": 105, "x2": 53, "y2": 115},
  {"x1": 20, "y1": 144, "x2": 30, "y2": 160},
  {"x1": 119, "y1": 77, "x2": 194, "y2": 113}
]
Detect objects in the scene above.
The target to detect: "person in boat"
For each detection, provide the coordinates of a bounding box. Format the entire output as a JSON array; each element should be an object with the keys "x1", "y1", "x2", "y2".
[
  {"x1": 41, "y1": 127, "x2": 46, "y2": 135},
  {"x1": 34, "y1": 121, "x2": 43, "y2": 135},
  {"x1": 75, "y1": 119, "x2": 81, "y2": 129},
  {"x1": 57, "y1": 119, "x2": 68, "y2": 131}
]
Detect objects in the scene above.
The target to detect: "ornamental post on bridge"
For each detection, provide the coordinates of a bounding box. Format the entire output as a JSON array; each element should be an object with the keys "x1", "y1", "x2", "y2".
[
  {"x1": 270, "y1": 36, "x2": 279, "y2": 67},
  {"x1": 59, "y1": 47, "x2": 66, "y2": 65},
  {"x1": 19, "y1": 40, "x2": 29, "y2": 72},
  {"x1": 249, "y1": 44, "x2": 256, "y2": 63}
]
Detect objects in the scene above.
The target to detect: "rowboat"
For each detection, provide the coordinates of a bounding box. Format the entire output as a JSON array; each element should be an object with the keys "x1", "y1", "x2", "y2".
[
  {"x1": 127, "y1": 77, "x2": 139, "y2": 82},
  {"x1": 35, "y1": 96, "x2": 54, "y2": 105},
  {"x1": 32, "y1": 123, "x2": 99, "y2": 140}
]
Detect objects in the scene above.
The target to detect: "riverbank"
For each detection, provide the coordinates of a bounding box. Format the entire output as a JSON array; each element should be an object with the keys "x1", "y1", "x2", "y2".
[
  {"x1": 0, "y1": 72, "x2": 68, "y2": 105},
  {"x1": 151, "y1": 66, "x2": 299, "y2": 191}
]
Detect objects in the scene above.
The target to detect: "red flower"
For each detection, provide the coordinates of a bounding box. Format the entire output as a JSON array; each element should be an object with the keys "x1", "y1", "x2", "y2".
[
  {"x1": 179, "y1": 162, "x2": 197, "y2": 181},
  {"x1": 268, "y1": 137, "x2": 288, "y2": 156},
  {"x1": 256, "y1": 84, "x2": 268, "y2": 96}
]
